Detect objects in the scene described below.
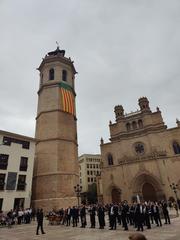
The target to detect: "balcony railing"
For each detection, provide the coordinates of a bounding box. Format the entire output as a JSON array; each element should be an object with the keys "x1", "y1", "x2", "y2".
[
  {"x1": 0, "y1": 163, "x2": 8, "y2": 170},
  {"x1": 19, "y1": 165, "x2": 28, "y2": 171},
  {"x1": 17, "y1": 183, "x2": 26, "y2": 191},
  {"x1": 0, "y1": 182, "x2": 5, "y2": 190}
]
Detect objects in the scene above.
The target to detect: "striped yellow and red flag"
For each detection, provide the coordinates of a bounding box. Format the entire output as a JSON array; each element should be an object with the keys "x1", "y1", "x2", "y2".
[{"x1": 59, "y1": 82, "x2": 75, "y2": 116}]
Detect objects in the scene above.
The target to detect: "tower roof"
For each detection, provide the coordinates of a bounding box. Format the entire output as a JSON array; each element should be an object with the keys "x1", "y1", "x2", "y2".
[
  {"x1": 48, "y1": 46, "x2": 65, "y2": 57},
  {"x1": 38, "y1": 46, "x2": 77, "y2": 74}
]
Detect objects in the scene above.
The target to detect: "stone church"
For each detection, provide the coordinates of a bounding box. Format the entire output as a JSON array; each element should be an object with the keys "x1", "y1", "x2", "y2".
[{"x1": 100, "y1": 97, "x2": 180, "y2": 203}]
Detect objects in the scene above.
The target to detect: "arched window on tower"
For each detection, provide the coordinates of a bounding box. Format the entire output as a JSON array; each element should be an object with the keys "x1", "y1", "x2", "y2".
[
  {"x1": 138, "y1": 119, "x2": 143, "y2": 129},
  {"x1": 62, "y1": 70, "x2": 67, "y2": 81},
  {"x1": 173, "y1": 141, "x2": 180, "y2": 154},
  {"x1": 132, "y1": 121, "x2": 137, "y2": 130},
  {"x1": 49, "y1": 68, "x2": 55, "y2": 80},
  {"x1": 126, "y1": 123, "x2": 131, "y2": 131},
  {"x1": 107, "y1": 154, "x2": 114, "y2": 166}
]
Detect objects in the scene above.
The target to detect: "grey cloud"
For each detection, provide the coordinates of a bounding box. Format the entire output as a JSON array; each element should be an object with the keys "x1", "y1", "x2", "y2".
[{"x1": 0, "y1": 0, "x2": 180, "y2": 154}]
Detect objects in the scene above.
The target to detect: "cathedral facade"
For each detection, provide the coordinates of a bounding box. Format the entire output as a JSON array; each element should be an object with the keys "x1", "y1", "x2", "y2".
[{"x1": 100, "y1": 97, "x2": 180, "y2": 203}]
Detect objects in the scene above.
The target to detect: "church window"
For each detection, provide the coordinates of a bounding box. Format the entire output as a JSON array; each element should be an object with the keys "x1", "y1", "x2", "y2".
[
  {"x1": 138, "y1": 119, "x2": 143, "y2": 128},
  {"x1": 49, "y1": 68, "x2": 54, "y2": 80},
  {"x1": 132, "y1": 121, "x2": 137, "y2": 129},
  {"x1": 62, "y1": 70, "x2": 67, "y2": 81},
  {"x1": 134, "y1": 142, "x2": 145, "y2": 155},
  {"x1": 107, "y1": 154, "x2": 114, "y2": 165},
  {"x1": 126, "y1": 123, "x2": 131, "y2": 131},
  {"x1": 173, "y1": 141, "x2": 180, "y2": 154}
]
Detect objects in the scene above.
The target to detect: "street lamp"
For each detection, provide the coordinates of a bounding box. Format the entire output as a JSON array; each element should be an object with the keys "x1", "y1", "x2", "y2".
[
  {"x1": 74, "y1": 184, "x2": 82, "y2": 206},
  {"x1": 170, "y1": 183, "x2": 179, "y2": 202}
]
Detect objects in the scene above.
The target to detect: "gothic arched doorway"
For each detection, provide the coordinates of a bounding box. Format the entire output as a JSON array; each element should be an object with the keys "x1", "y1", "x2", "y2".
[
  {"x1": 131, "y1": 172, "x2": 165, "y2": 201},
  {"x1": 111, "y1": 188, "x2": 121, "y2": 203},
  {"x1": 142, "y1": 183, "x2": 157, "y2": 201}
]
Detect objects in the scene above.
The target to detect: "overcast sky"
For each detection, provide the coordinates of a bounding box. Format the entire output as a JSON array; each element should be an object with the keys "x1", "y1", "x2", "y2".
[{"x1": 0, "y1": 0, "x2": 180, "y2": 155}]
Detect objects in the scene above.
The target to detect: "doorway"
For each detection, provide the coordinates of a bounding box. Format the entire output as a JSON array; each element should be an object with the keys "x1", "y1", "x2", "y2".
[
  {"x1": 142, "y1": 183, "x2": 157, "y2": 201},
  {"x1": 111, "y1": 188, "x2": 121, "y2": 203}
]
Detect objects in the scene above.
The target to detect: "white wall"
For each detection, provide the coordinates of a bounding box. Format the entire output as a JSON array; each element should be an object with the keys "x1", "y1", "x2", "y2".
[{"x1": 0, "y1": 132, "x2": 35, "y2": 212}]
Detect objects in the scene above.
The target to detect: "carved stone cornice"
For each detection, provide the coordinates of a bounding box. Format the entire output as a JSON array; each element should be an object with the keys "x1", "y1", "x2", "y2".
[
  {"x1": 110, "y1": 125, "x2": 167, "y2": 142},
  {"x1": 117, "y1": 150, "x2": 167, "y2": 165}
]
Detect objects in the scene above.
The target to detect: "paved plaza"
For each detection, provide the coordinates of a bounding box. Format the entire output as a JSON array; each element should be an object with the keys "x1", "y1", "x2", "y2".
[{"x1": 0, "y1": 215, "x2": 180, "y2": 240}]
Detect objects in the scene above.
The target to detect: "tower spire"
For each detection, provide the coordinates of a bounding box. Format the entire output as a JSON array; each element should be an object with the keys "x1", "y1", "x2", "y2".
[{"x1": 56, "y1": 41, "x2": 60, "y2": 49}]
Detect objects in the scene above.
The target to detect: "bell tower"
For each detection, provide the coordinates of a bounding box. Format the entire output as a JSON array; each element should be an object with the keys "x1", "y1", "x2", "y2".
[{"x1": 32, "y1": 46, "x2": 79, "y2": 210}]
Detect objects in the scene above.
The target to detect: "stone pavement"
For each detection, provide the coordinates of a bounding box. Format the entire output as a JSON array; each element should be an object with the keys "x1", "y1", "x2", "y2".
[{"x1": 0, "y1": 216, "x2": 180, "y2": 240}]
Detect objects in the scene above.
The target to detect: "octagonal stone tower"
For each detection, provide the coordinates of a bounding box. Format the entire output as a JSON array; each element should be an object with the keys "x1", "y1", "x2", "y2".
[{"x1": 32, "y1": 47, "x2": 79, "y2": 210}]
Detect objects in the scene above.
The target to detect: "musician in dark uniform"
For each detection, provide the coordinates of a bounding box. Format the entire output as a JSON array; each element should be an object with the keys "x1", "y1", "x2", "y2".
[
  {"x1": 117, "y1": 203, "x2": 122, "y2": 225},
  {"x1": 161, "y1": 201, "x2": 170, "y2": 224},
  {"x1": 80, "y1": 204, "x2": 86, "y2": 228},
  {"x1": 152, "y1": 202, "x2": 162, "y2": 227},
  {"x1": 143, "y1": 202, "x2": 151, "y2": 229},
  {"x1": 129, "y1": 203, "x2": 135, "y2": 226},
  {"x1": 66, "y1": 206, "x2": 72, "y2": 226},
  {"x1": 135, "y1": 203, "x2": 144, "y2": 231},
  {"x1": 97, "y1": 204, "x2": 105, "y2": 229},
  {"x1": 109, "y1": 203, "x2": 118, "y2": 230},
  {"x1": 89, "y1": 204, "x2": 96, "y2": 228},
  {"x1": 121, "y1": 201, "x2": 129, "y2": 231},
  {"x1": 72, "y1": 206, "x2": 79, "y2": 227},
  {"x1": 109, "y1": 204, "x2": 115, "y2": 230},
  {"x1": 36, "y1": 209, "x2": 45, "y2": 235}
]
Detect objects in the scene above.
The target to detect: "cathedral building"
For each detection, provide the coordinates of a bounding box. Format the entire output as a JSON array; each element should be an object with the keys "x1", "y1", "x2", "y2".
[
  {"x1": 32, "y1": 47, "x2": 79, "y2": 210},
  {"x1": 100, "y1": 97, "x2": 180, "y2": 203}
]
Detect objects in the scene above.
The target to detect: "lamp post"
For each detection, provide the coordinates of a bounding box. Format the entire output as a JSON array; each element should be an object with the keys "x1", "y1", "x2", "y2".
[
  {"x1": 170, "y1": 183, "x2": 179, "y2": 202},
  {"x1": 74, "y1": 184, "x2": 82, "y2": 206}
]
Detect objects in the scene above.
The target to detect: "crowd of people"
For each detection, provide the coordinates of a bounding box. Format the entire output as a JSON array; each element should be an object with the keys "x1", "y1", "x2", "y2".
[
  {"x1": 46, "y1": 200, "x2": 177, "y2": 232},
  {"x1": 0, "y1": 208, "x2": 35, "y2": 227},
  {"x1": 0, "y1": 199, "x2": 179, "y2": 236}
]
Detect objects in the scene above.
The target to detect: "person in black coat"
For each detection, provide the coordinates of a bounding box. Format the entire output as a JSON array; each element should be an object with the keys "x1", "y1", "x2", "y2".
[
  {"x1": 89, "y1": 204, "x2": 96, "y2": 228},
  {"x1": 121, "y1": 202, "x2": 129, "y2": 231},
  {"x1": 117, "y1": 203, "x2": 122, "y2": 225},
  {"x1": 161, "y1": 201, "x2": 170, "y2": 224},
  {"x1": 109, "y1": 204, "x2": 115, "y2": 230},
  {"x1": 97, "y1": 204, "x2": 105, "y2": 229},
  {"x1": 80, "y1": 205, "x2": 86, "y2": 228},
  {"x1": 129, "y1": 204, "x2": 135, "y2": 226},
  {"x1": 134, "y1": 203, "x2": 144, "y2": 232},
  {"x1": 151, "y1": 202, "x2": 162, "y2": 227},
  {"x1": 109, "y1": 204, "x2": 118, "y2": 230},
  {"x1": 66, "y1": 206, "x2": 72, "y2": 226},
  {"x1": 36, "y1": 209, "x2": 45, "y2": 235},
  {"x1": 143, "y1": 203, "x2": 151, "y2": 229},
  {"x1": 72, "y1": 206, "x2": 79, "y2": 227}
]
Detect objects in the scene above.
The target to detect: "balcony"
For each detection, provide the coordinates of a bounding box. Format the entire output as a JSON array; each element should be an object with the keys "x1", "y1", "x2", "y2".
[
  {"x1": 19, "y1": 165, "x2": 28, "y2": 171},
  {"x1": 0, "y1": 182, "x2": 5, "y2": 190},
  {"x1": 0, "y1": 163, "x2": 8, "y2": 170},
  {"x1": 17, "y1": 183, "x2": 26, "y2": 191}
]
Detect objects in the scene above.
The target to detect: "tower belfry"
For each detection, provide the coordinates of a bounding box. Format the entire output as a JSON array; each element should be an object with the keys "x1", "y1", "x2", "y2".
[{"x1": 32, "y1": 46, "x2": 79, "y2": 210}]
